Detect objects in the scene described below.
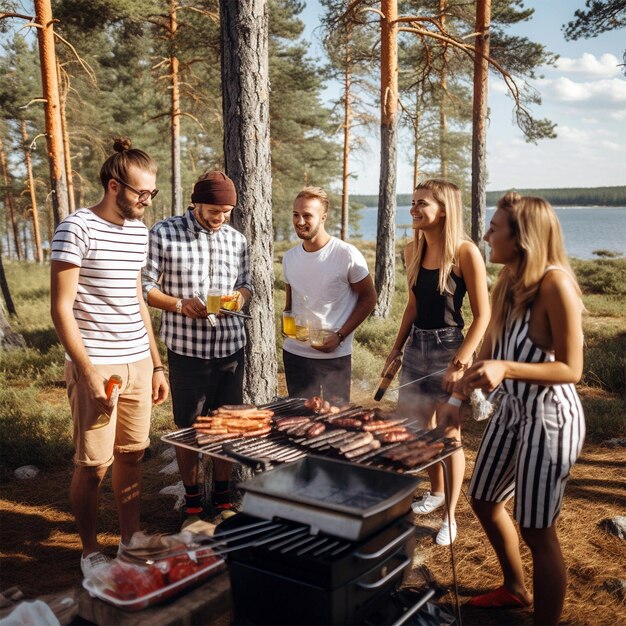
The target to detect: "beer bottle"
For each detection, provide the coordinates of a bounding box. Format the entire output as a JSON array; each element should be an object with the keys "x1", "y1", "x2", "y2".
[{"x1": 92, "y1": 375, "x2": 123, "y2": 429}]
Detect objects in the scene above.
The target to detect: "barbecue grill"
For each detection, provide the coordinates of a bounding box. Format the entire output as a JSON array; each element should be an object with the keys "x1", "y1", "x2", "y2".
[{"x1": 160, "y1": 398, "x2": 463, "y2": 625}]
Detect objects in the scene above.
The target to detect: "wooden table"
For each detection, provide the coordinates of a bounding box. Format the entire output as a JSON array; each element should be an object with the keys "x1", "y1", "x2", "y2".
[{"x1": 77, "y1": 571, "x2": 231, "y2": 625}]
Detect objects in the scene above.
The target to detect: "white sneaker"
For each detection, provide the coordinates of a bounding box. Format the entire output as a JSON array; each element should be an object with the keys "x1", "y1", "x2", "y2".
[
  {"x1": 435, "y1": 519, "x2": 457, "y2": 545},
  {"x1": 80, "y1": 551, "x2": 111, "y2": 578},
  {"x1": 412, "y1": 491, "x2": 445, "y2": 514}
]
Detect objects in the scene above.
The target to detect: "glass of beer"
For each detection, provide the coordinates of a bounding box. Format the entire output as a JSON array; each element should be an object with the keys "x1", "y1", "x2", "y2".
[
  {"x1": 295, "y1": 314, "x2": 309, "y2": 342},
  {"x1": 282, "y1": 310, "x2": 296, "y2": 338},
  {"x1": 206, "y1": 288, "x2": 222, "y2": 314}
]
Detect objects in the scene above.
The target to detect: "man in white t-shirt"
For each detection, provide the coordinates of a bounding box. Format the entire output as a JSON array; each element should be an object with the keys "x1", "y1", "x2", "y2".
[
  {"x1": 282, "y1": 186, "x2": 377, "y2": 402},
  {"x1": 50, "y1": 139, "x2": 169, "y2": 579}
]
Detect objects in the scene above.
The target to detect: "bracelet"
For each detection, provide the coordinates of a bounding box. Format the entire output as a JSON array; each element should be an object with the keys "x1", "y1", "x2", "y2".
[
  {"x1": 153, "y1": 366, "x2": 166, "y2": 373},
  {"x1": 447, "y1": 395, "x2": 463, "y2": 407}
]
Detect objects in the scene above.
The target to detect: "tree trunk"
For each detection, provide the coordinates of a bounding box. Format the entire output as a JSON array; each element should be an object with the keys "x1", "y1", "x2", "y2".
[
  {"x1": 471, "y1": 0, "x2": 490, "y2": 256},
  {"x1": 220, "y1": 0, "x2": 276, "y2": 404},
  {"x1": 340, "y1": 26, "x2": 352, "y2": 242},
  {"x1": 439, "y1": 0, "x2": 448, "y2": 179},
  {"x1": 412, "y1": 87, "x2": 420, "y2": 189},
  {"x1": 20, "y1": 119, "x2": 43, "y2": 263},
  {"x1": 34, "y1": 0, "x2": 69, "y2": 227},
  {"x1": 0, "y1": 137, "x2": 21, "y2": 260},
  {"x1": 374, "y1": 0, "x2": 398, "y2": 318},
  {"x1": 0, "y1": 253, "x2": 18, "y2": 317},
  {"x1": 58, "y1": 63, "x2": 76, "y2": 214},
  {"x1": 170, "y1": 1, "x2": 183, "y2": 216}
]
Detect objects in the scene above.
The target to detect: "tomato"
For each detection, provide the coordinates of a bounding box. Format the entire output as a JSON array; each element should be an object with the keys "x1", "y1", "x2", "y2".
[
  {"x1": 163, "y1": 555, "x2": 200, "y2": 583},
  {"x1": 106, "y1": 561, "x2": 164, "y2": 599}
]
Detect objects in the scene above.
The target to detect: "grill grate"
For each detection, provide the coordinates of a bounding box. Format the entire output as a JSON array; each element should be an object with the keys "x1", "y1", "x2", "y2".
[{"x1": 161, "y1": 397, "x2": 460, "y2": 474}]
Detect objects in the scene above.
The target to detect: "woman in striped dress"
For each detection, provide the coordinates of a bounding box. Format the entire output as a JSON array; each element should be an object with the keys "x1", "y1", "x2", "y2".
[{"x1": 439, "y1": 193, "x2": 585, "y2": 625}]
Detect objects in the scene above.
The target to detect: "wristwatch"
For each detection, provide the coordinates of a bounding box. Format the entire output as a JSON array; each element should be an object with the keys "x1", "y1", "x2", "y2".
[
  {"x1": 175, "y1": 298, "x2": 183, "y2": 314},
  {"x1": 336, "y1": 331, "x2": 345, "y2": 346}
]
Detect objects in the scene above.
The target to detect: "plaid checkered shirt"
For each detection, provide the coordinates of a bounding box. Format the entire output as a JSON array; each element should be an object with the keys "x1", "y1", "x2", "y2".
[{"x1": 142, "y1": 209, "x2": 253, "y2": 359}]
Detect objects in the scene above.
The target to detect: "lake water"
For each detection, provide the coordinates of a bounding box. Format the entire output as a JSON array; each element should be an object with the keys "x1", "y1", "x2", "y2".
[{"x1": 346, "y1": 206, "x2": 626, "y2": 260}]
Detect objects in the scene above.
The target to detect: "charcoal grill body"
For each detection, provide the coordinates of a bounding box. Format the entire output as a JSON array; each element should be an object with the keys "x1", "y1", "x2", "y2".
[{"x1": 219, "y1": 513, "x2": 416, "y2": 625}]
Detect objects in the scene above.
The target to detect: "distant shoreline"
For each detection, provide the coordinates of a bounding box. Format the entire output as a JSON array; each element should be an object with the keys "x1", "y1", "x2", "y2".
[{"x1": 351, "y1": 185, "x2": 626, "y2": 208}]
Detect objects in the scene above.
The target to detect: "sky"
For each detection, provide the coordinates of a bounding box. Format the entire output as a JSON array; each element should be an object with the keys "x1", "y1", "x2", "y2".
[{"x1": 299, "y1": 1, "x2": 626, "y2": 195}]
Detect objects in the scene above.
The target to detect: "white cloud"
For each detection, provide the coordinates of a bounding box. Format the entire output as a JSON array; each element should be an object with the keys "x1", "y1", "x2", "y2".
[
  {"x1": 540, "y1": 77, "x2": 626, "y2": 106},
  {"x1": 554, "y1": 53, "x2": 622, "y2": 79}
]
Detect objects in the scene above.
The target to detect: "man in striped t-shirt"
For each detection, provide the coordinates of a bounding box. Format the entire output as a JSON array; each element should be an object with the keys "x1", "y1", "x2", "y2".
[{"x1": 51, "y1": 139, "x2": 169, "y2": 579}]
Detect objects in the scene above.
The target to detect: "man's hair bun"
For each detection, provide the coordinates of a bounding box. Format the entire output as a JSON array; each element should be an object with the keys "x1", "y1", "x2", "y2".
[{"x1": 113, "y1": 137, "x2": 132, "y2": 153}]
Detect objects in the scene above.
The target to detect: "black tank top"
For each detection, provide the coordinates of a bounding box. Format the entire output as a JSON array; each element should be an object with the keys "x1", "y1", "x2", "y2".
[{"x1": 412, "y1": 267, "x2": 466, "y2": 329}]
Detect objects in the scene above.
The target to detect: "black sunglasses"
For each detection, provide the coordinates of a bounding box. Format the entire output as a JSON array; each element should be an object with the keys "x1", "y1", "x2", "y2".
[{"x1": 114, "y1": 178, "x2": 159, "y2": 202}]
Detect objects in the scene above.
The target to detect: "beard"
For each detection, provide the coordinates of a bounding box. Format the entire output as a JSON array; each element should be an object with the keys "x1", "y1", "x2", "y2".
[
  {"x1": 116, "y1": 190, "x2": 144, "y2": 221},
  {"x1": 295, "y1": 222, "x2": 320, "y2": 241}
]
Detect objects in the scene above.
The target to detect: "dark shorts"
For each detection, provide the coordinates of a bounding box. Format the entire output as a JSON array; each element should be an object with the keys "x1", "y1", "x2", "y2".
[
  {"x1": 398, "y1": 326, "x2": 464, "y2": 409},
  {"x1": 283, "y1": 350, "x2": 352, "y2": 404},
  {"x1": 168, "y1": 348, "x2": 245, "y2": 428}
]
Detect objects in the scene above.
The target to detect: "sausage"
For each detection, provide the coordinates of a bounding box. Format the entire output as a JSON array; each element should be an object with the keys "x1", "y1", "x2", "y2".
[
  {"x1": 292, "y1": 421, "x2": 314, "y2": 437},
  {"x1": 304, "y1": 396, "x2": 323, "y2": 411},
  {"x1": 363, "y1": 419, "x2": 406, "y2": 432},
  {"x1": 275, "y1": 416, "x2": 311, "y2": 429},
  {"x1": 383, "y1": 440, "x2": 427, "y2": 461},
  {"x1": 330, "y1": 418, "x2": 363, "y2": 430},
  {"x1": 338, "y1": 432, "x2": 374, "y2": 453},
  {"x1": 305, "y1": 423, "x2": 326, "y2": 438},
  {"x1": 344, "y1": 440, "x2": 381, "y2": 459},
  {"x1": 399, "y1": 443, "x2": 445, "y2": 467},
  {"x1": 303, "y1": 429, "x2": 347, "y2": 446},
  {"x1": 378, "y1": 430, "x2": 413, "y2": 443}
]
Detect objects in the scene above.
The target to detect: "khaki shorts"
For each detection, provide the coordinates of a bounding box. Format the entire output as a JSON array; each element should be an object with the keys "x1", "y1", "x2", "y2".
[{"x1": 65, "y1": 357, "x2": 153, "y2": 468}]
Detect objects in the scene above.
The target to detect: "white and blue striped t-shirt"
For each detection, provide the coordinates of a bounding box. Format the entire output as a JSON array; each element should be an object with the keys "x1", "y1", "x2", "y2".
[{"x1": 51, "y1": 208, "x2": 151, "y2": 364}]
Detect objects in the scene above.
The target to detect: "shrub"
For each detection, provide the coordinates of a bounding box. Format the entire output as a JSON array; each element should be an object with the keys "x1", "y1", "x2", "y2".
[{"x1": 572, "y1": 258, "x2": 626, "y2": 296}]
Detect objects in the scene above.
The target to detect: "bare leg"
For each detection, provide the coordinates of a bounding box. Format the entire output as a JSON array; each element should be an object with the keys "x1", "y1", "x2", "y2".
[
  {"x1": 440, "y1": 428, "x2": 465, "y2": 524},
  {"x1": 71, "y1": 464, "x2": 108, "y2": 556},
  {"x1": 112, "y1": 450, "x2": 144, "y2": 545},
  {"x1": 405, "y1": 401, "x2": 444, "y2": 500},
  {"x1": 472, "y1": 498, "x2": 532, "y2": 604},
  {"x1": 521, "y1": 525, "x2": 566, "y2": 625},
  {"x1": 175, "y1": 447, "x2": 199, "y2": 486}
]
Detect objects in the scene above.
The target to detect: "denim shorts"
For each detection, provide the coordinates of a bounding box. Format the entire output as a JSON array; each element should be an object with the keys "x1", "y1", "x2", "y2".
[{"x1": 398, "y1": 326, "x2": 464, "y2": 407}]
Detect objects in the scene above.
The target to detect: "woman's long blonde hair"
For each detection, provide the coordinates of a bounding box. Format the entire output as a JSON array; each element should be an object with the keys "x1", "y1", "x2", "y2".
[
  {"x1": 406, "y1": 179, "x2": 468, "y2": 293},
  {"x1": 490, "y1": 192, "x2": 582, "y2": 337}
]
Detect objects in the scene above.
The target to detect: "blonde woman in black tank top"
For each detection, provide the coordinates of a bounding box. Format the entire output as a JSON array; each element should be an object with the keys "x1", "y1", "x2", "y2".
[
  {"x1": 440, "y1": 194, "x2": 585, "y2": 624},
  {"x1": 383, "y1": 180, "x2": 490, "y2": 545}
]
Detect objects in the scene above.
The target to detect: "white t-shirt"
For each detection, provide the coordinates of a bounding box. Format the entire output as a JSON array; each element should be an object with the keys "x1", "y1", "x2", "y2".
[
  {"x1": 51, "y1": 208, "x2": 151, "y2": 364},
  {"x1": 282, "y1": 236, "x2": 370, "y2": 359}
]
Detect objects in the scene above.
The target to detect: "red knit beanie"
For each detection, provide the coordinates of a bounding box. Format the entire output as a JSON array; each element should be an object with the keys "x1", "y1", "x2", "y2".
[{"x1": 191, "y1": 172, "x2": 237, "y2": 206}]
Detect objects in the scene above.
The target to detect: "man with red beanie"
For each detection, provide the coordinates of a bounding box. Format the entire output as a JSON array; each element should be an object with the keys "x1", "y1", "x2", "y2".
[{"x1": 142, "y1": 171, "x2": 252, "y2": 525}]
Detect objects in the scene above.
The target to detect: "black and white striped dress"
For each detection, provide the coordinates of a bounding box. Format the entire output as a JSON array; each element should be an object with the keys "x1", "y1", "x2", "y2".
[{"x1": 468, "y1": 278, "x2": 585, "y2": 529}]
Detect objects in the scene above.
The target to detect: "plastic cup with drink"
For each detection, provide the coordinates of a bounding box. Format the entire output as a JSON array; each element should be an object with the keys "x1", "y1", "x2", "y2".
[
  {"x1": 295, "y1": 314, "x2": 309, "y2": 342},
  {"x1": 308, "y1": 317, "x2": 331, "y2": 348}
]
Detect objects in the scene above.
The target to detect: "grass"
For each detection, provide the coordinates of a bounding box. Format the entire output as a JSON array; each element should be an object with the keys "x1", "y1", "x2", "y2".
[{"x1": 1, "y1": 254, "x2": 625, "y2": 475}]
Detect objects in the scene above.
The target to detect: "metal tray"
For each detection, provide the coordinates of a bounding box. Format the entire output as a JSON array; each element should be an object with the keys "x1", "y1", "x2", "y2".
[{"x1": 238, "y1": 455, "x2": 421, "y2": 540}]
